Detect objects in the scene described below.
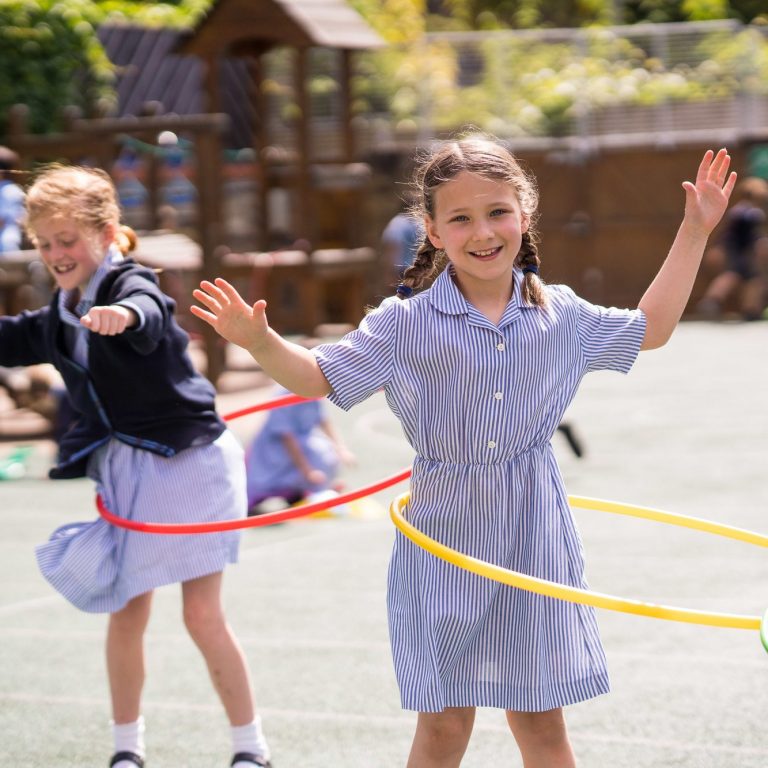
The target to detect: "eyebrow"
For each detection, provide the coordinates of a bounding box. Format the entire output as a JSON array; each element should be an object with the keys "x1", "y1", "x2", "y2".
[{"x1": 444, "y1": 200, "x2": 515, "y2": 215}]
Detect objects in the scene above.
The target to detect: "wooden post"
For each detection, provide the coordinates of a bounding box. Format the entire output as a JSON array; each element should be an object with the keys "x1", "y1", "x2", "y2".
[
  {"x1": 249, "y1": 52, "x2": 270, "y2": 251},
  {"x1": 340, "y1": 49, "x2": 355, "y2": 163},
  {"x1": 195, "y1": 121, "x2": 228, "y2": 384},
  {"x1": 294, "y1": 47, "x2": 313, "y2": 245}
]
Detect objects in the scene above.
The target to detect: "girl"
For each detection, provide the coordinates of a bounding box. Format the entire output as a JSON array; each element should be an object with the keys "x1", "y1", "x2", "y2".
[
  {"x1": 191, "y1": 137, "x2": 735, "y2": 768},
  {"x1": 0, "y1": 166, "x2": 271, "y2": 768},
  {"x1": 245, "y1": 383, "x2": 355, "y2": 513}
]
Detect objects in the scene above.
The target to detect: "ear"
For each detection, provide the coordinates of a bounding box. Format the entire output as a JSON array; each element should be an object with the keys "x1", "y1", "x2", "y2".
[
  {"x1": 521, "y1": 213, "x2": 530, "y2": 234},
  {"x1": 424, "y1": 216, "x2": 443, "y2": 249},
  {"x1": 100, "y1": 222, "x2": 117, "y2": 251}
]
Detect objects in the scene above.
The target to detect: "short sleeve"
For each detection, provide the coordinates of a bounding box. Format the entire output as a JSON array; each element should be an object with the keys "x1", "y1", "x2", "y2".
[
  {"x1": 573, "y1": 292, "x2": 647, "y2": 374},
  {"x1": 312, "y1": 298, "x2": 398, "y2": 411}
]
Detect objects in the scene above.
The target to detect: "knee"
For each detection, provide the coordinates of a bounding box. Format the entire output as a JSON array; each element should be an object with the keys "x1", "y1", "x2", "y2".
[
  {"x1": 182, "y1": 597, "x2": 225, "y2": 641},
  {"x1": 419, "y1": 709, "x2": 474, "y2": 751},
  {"x1": 111, "y1": 593, "x2": 152, "y2": 633},
  {"x1": 508, "y1": 709, "x2": 571, "y2": 754}
]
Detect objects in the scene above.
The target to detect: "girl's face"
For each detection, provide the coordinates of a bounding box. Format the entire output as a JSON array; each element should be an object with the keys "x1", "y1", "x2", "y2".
[
  {"x1": 425, "y1": 171, "x2": 529, "y2": 295},
  {"x1": 33, "y1": 217, "x2": 113, "y2": 292}
]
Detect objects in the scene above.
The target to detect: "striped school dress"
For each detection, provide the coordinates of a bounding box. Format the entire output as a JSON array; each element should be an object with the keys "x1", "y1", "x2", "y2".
[
  {"x1": 35, "y1": 430, "x2": 245, "y2": 614},
  {"x1": 313, "y1": 267, "x2": 646, "y2": 713}
]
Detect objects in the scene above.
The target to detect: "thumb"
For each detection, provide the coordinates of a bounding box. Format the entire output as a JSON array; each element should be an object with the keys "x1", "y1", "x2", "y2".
[{"x1": 682, "y1": 180, "x2": 698, "y2": 207}]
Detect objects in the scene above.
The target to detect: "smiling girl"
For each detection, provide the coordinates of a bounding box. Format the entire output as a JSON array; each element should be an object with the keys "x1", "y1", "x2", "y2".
[
  {"x1": 0, "y1": 165, "x2": 272, "y2": 768},
  {"x1": 191, "y1": 135, "x2": 735, "y2": 767}
]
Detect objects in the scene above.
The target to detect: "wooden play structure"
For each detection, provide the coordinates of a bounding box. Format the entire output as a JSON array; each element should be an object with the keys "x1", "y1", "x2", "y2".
[{"x1": 2, "y1": 0, "x2": 386, "y2": 383}]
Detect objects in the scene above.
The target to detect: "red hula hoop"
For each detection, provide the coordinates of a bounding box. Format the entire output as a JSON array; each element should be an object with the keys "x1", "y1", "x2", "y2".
[{"x1": 96, "y1": 391, "x2": 412, "y2": 533}]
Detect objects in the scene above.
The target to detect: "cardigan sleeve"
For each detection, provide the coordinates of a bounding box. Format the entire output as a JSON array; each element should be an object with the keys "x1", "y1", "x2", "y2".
[{"x1": 0, "y1": 308, "x2": 52, "y2": 367}]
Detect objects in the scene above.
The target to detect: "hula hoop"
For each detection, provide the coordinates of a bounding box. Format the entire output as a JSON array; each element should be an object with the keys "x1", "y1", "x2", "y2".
[
  {"x1": 96, "y1": 391, "x2": 407, "y2": 533},
  {"x1": 97, "y1": 467, "x2": 411, "y2": 533},
  {"x1": 389, "y1": 492, "x2": 763, "y2": 631}
]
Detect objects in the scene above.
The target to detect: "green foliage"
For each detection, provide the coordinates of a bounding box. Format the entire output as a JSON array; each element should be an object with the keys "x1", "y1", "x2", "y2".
[
  {"x1": 0, "y1": 0, "x2": 116, "y2": 136},
  {"x1": 356, "y1": 24, "x2": 768, "y2": 137}
]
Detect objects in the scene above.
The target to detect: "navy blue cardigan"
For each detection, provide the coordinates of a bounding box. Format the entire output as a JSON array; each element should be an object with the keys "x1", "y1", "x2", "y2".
[{"x1": 0, "y1": 259, "x2": 225, "y2": 478}]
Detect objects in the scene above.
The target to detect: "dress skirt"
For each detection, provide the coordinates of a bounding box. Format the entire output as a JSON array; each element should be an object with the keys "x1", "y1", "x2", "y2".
[{"x1": 35, "y1": 429, "x2": 245, "y2": 613}]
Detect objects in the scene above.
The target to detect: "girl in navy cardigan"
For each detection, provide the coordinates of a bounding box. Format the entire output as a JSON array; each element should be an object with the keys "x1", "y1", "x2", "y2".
[{"x1": 0, "y1": 166, "x2": 271, "y2": 768}]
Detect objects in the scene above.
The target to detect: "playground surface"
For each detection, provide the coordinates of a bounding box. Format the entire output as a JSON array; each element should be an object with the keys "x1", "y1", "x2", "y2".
[{"x1": 1, "y1": 320, "x2": 768, "y2": 768}]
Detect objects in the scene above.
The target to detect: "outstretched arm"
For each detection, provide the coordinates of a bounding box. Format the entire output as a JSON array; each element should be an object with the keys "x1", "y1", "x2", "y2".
[
  {"x1": 639, "y1": 148, "x2": 737, "y2": 350},
  {"x1": 191, "y1": 278, "x2": 332, "y2": 398}
]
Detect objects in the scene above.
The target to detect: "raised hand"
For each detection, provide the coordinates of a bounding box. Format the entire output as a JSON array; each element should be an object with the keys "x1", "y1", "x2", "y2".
[
  {"x1": 191, "y1": 278, "x2": 269, "y2": 351},
  {"x1": 682, "y1": 148, "x2": 737, "y2": 236},
  {"x1": 80, "y1": 305, "x2": 137, "y2": 335}
]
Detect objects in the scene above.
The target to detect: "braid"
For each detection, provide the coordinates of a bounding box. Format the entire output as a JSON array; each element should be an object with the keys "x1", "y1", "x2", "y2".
[
  {"x1": 516, "y1": 231, "x2": 547, "y2": 308},
  {"x1": 396, "y1": 236, "x2": 447, "y2": 299}
]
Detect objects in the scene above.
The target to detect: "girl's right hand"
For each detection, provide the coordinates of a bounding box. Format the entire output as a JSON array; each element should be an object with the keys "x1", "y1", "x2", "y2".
[{"x1": 191, "y1": 278, "x2": 269, "y2": 350}]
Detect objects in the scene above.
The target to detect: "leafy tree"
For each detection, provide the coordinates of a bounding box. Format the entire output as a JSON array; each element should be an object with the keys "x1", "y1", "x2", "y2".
[{"x1": 0, "y1": 0, "x2": 115, "y2": 136}]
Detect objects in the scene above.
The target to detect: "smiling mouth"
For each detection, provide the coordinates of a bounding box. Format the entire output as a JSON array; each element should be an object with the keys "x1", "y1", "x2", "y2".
[
  {"x1": 469, "y1": 246, "x2": 501, "y2": 259},
  {"x1": 52, "y1": 264, "x2": 77, "y2": 274}
]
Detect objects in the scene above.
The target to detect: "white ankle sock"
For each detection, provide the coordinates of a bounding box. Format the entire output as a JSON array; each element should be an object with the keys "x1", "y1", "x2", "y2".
[
  {"x1": 231, "y1": 716, "x2": 270, "y2": 764},
  {"x1": 111, "y1": 715, "x2": 145, "y2": 765}
]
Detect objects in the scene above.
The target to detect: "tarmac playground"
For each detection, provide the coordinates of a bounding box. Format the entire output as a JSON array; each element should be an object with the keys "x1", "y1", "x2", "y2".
[{"x1": 1, "y1": 320, "x2": 767, "y2": 768}]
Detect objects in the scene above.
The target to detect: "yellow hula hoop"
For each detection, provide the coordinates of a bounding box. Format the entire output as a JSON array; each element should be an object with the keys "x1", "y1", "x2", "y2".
[{"x1": 389, "y1": 493, "x2": 764, "y2": 631}]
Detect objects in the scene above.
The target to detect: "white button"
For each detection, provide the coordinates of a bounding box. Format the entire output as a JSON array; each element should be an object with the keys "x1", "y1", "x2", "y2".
[
  {"x1": 494, "y1": 391, "x2": 503, "y2": 400},
  {"x1": 496, "y1": 342, "x2": 505, "y2": 351},
  {"x1": 487, "y1": 440, "x2": 496, "y2": 449}
]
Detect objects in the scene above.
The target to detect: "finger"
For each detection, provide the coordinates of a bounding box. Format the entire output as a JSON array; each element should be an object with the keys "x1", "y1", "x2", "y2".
[
  {"x1": 213, "y1": 278, "x2": 248, "y2": 306},
  {"x1": 696, "y1": 149, "x2": 714, "y2": 185},
  {"x1": 722, "y1": 170, "x2": 738, "y2": 199},
  {"x1": 189, "y1": 304, "x2": 217, "y2": 326},
  {"x1": 708, "y1": 149, "x2": 730, "y2": 185},
  {"x1": 192, "y1": 288, "x2": 222, "y2": 313},
  {"x1": 198, "y1": 280, "x2": 229, "y2": 305}
]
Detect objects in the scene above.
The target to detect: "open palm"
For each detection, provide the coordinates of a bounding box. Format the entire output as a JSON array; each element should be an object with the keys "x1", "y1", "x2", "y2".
[{"x1": 191, "y1": 278, "x2": 269, "y2": 350}]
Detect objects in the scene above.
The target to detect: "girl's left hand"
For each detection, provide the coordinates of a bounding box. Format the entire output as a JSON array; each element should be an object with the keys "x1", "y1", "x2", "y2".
[
  {"x1": 682, "y1": 148, "x2": 738, "y2": 236},
  {"x1": 80, "y1": 305, "x2": 137, "y2": 335}
]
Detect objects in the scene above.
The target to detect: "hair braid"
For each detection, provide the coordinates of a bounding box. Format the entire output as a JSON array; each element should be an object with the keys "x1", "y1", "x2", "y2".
[
  {"x1": 516, "y1": 231, "x2": 547, "y2": 308},
  {"x1": 396, "y1": 236, "x2": 447, "y2": 299}
]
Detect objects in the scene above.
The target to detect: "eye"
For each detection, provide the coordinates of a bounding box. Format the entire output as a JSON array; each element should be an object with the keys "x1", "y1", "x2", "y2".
[
  {"x1": 490, "y1": 208, "x2": 509, "y2": 217},
  {"x1": 449, "y1": 214, "x2": 469, "y2": 223},
  {"x1": 60, "y1": 239, "x2": 76, "y2": 248}
]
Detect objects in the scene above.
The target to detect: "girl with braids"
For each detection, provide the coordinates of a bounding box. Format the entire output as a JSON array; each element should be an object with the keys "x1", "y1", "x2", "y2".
[
  {"x1": 0, "y1": 166, "x2": 272, "y2": 768},
  {"x1": 192, "y1": 136, "x2": 736, "y2": 768}
]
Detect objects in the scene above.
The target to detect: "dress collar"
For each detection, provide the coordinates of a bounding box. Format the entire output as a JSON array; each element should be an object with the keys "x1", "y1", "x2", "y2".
[{"x1": 425, "y1": 265, "x2": 532, "y2": 328}]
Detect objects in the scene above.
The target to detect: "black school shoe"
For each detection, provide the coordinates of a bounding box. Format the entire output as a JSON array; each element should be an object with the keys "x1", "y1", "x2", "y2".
[
  {"x1": 110, "y1": 753, "x2": 144, "y2": 767},
  {"x1": 231, "y1": 753, "x2": 272, "y2": 767}
]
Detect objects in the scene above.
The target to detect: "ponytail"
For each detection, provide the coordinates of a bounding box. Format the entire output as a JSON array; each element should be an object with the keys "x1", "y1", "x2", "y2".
[{"x1": 115, "y1": 225, "x2": 138, "y2": 257}]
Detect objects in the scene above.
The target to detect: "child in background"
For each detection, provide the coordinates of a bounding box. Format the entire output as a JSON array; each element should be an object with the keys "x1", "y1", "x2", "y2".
[
  {"x1": 696, "y1": 175, "x2": 768, "y2": 320},
  {"x1": 0, "y1": 145, "x2": 24, "y2": 253},
  {"x1": 192, "y1": 137, "x2": 735, "y2": 768},
  {"x1": 0, "y1": 166, "x2": 271, "y2": 768},
  {"x1": 245, "y1": 383, "x2": 355, "y2": 514}
]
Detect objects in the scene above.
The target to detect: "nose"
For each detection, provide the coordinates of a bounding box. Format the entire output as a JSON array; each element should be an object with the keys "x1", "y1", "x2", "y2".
[{"x1": 471, "y1": 218, "x2": 494, "y2": 241}]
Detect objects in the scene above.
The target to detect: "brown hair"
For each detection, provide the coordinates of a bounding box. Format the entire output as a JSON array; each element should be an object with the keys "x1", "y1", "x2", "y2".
[
  {"x1": 24, "y1": 165, "x2": 137, "y2": 256},
  {"x1": 399, "y1": 134, "x2": 546, "y2": 307}
]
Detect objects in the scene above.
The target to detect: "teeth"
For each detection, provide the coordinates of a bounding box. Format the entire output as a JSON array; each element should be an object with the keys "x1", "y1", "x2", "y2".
[{"x1": 472, "y1": 248, "x2": 497, "y2": 257}]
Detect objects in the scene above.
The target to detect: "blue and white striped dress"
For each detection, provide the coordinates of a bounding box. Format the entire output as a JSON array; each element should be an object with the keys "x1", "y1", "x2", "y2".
[{"x1": 313, "y1": 267, "x2": 646, "y2": 713}]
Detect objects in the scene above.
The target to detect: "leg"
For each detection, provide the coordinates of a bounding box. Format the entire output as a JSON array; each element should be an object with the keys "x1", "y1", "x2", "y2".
[
  {"x1": 407, "y1": 707, "x2": 475, "y2": 768},
  {"x1": 506, "y1": 708, "x2": 576, "y2": 768},
  {"x1": 181, "y1": 571, "x2": 255, "y2": 725},
  {"x1": 740, "y1": 276, "x2": 767, "y2": 320},
  {"x1": 107, "y1": 591, "x2": 153, "y2": 723}
]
